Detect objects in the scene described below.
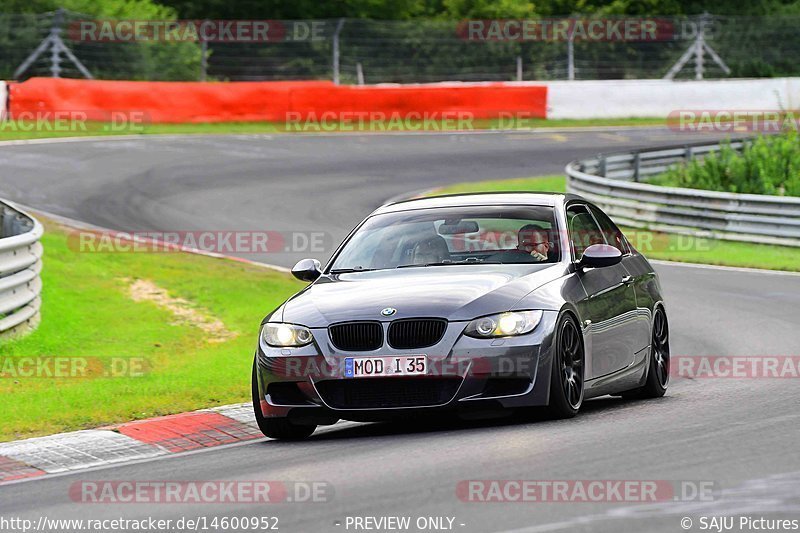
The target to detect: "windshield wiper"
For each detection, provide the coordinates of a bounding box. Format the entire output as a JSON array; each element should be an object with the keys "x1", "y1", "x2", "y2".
[
  {"x1": 396, "y1": 260, "x2": 503, "y2": 268},
  {"x1": 329, "y1": 267, "x2": 377, "y2": 274}
]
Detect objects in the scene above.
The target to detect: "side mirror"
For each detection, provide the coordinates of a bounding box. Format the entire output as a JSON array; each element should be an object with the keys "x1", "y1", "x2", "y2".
[
  {"x1": 291, "y1": 258, "x2": 322, "y2": 282},
  {"x1": 579, "y1": 244, "x2": 622, "y2": 269}
]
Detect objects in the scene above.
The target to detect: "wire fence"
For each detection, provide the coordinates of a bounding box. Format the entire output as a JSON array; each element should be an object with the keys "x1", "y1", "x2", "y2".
[{"x1": 1, "y1": 11, "x2": 799, "y2": 83}]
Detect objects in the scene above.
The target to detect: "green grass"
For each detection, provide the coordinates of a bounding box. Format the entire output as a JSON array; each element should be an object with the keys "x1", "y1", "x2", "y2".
[
  {"x1": 428, "y1": 175, "x2": 800, "y2": 272},
  {"x1": 0, "y1": 117, "x2": 665, "y2": 141},
  {"x1": 431, "y1": 175, "x2": 567, "y2": 195},
  {"x1": 620, "y1": 229, "x2": 800, "y2": 270},
  {"x1": 0, "y1": 220, "x2": 303, "y2": 442}
]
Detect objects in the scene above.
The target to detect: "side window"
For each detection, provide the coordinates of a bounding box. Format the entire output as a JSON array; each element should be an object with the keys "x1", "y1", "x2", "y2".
[
  {"x1": 566, "y1": 204, "x2": 605, "y2": 259},
  {"x1": 589, "y1": 205, "x2": 630, "y2": 255}
]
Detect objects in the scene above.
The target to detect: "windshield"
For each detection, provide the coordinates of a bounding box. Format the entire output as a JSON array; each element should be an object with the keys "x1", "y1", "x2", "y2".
[{"x1": 329, "y1": 205, "x2": 560, "y2": 271}]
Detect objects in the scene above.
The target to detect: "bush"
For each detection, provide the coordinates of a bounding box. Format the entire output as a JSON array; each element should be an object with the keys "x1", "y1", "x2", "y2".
[{"x1": 649, "y1": 131, "x2": 800, "y2": 196}]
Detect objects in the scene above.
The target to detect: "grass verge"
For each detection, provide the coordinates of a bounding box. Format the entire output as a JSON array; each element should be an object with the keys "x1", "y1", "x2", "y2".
[
  {"x1": 0, "y1": 117, "x2": 665, "y2": 141},
  {"x1": 429, "y1": 175, "x2": 800, "y2": 272},
  {"x1": 0, "y1": 219, "x2": 303, "y2": 442}
]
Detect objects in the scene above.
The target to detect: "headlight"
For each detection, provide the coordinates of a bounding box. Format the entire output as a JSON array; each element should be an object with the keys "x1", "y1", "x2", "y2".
[
  {"x1": 465, "y1": 311, "x2": 543, "y2": 338},
  {"x1": 261, "y1": 323, "x2": 314, "y2": 347}
]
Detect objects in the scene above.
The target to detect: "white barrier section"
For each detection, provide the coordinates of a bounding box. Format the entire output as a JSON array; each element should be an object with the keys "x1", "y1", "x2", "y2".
[
  {"x1": 0, "y1": 81, "x2": 7, "y2": 121},
  {"x1": 545, "y1": 78, "x2": 800, "y2": 119},
  {"x1": 0, "y1": 199, "x2": 43, "y2": 338}
]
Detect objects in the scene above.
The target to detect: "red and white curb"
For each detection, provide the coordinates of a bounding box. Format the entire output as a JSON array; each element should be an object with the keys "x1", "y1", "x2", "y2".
[
  {"x1": 0, "y1": 403, "x2": 262, "y2": 484},
  {"x1": 0, "y1": 204, "x2": 290, "y2": 484}
]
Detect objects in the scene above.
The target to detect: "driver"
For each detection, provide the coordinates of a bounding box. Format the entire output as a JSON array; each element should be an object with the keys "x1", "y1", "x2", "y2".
[{"x1": 515, "y1": 224, "x2": 551, "y2": 262}]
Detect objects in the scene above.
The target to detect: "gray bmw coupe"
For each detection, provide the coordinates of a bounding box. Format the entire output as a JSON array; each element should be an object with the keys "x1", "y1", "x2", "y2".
[{"x1": 252, "y1": 193, "x2": 669, "y2": 439}]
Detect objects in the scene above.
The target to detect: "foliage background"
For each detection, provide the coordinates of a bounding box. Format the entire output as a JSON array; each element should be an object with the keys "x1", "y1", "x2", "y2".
[{"x1": 2, "y1": 0, "x2": 800, "y2": 81}]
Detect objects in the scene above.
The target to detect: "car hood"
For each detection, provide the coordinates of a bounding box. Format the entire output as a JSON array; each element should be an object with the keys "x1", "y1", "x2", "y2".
[{"x1": 280, "y1": 264, "x2": 566, "y2": 326}]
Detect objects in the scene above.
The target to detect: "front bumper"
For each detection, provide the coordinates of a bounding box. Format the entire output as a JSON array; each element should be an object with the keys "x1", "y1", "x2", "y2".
[{"x1": 254, "y1": 311, "x2": 558, "y2": 423}]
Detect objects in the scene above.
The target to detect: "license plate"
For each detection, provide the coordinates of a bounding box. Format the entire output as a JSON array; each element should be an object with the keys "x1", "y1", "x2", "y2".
[{"x1": 344, "y1": 355, "x2": 427, "y2": 378}]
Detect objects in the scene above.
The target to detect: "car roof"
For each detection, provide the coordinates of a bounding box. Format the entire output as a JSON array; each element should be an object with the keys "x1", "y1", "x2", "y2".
[{"x1": 374, "y1": 191, "x2": 585, "y2": 215}]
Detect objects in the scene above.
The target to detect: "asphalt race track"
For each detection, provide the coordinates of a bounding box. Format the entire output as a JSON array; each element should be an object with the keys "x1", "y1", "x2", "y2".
[
  {"x1": 0, "y1": 128, "x2": 743, "y2": 267},
  {"x1": 1, "y1": 128, "x2": 799, "y2": 533}
]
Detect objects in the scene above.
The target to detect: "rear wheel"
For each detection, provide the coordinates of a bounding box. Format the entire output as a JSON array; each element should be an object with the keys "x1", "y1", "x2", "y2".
[
  {"x1": 546, "y1": 314, "x2": 584, "y2": 418},
  {"x1": 623, "y1": 307, "x2": 670, "y2": 399},
  {"x1": 252, "y1": 359, "x2": 316, "y2": 440}
]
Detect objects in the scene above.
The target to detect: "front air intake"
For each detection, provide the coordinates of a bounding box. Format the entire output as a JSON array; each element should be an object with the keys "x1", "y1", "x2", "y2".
[
  {"x1": 388, "y1": 319, "x2": 447, "y2": 349},
  {"x1": 315, "y1": 378, "x2": 461, "y2": 409},
  {"x1": 329, "y1": 321, "x2": 383, "y2": 351}
]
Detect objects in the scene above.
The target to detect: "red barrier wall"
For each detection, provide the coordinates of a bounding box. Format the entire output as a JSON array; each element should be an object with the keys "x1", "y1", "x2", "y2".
[
  {"x1": 8, "y1": 78, "x2": 547, "y2": 124},
  {"x1": 287, "y1": 83, "x2": 548, "y2": 120}
]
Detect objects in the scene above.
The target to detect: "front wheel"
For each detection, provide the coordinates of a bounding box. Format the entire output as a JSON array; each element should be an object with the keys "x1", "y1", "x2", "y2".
[
  {"x1": 252, "y1": 358, "x2": 316, "y2": 440},
  {"x1": 546, "y1": 313, "x2": 584, "y2": 418}
]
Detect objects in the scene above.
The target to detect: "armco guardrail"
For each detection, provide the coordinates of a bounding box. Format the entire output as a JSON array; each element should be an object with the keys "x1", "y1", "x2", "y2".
[
  {"x1": 0, "y1": 199, "x2": 43, "y2": 338},
  {"x1": 566, "y1": 139, "x2": 800, "y2": 247}
]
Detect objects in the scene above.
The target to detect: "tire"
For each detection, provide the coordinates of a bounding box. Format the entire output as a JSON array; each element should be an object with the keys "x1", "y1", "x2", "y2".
[
  {"x1": 546, "y1": 313, "x2": 585, "y2": 419},
  {"x1": 622, "y1": 307, "x2": 670, "y2": 399},
  {"x1": 251, "y1": 358, "x2": 316, "y2": 440}
]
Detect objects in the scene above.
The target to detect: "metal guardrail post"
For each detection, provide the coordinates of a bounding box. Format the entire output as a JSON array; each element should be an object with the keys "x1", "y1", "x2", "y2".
[
  {"x1": 332, "y1": 18, "x2": 346, "y2": 85},
  {"x1": 633, "y1": 152, "x2": 641, "y2": 182},
  {"x1": 566, "y1": 17, "x2": 575, "y2": 80},
  {"x1": 199, "y1": 20, "x2": 209, "y2": 82},
  {"x1": 598, "y1": 155, "x2": 607, "y2": 177}
]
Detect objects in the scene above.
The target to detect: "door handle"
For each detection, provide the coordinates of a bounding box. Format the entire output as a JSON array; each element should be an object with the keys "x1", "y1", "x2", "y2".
[{"x1": 621, "y1": 275, "x2": 635, "y2": 285}]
